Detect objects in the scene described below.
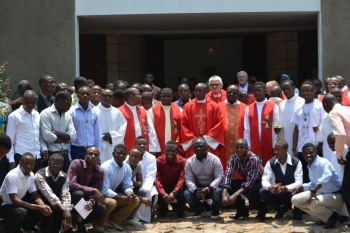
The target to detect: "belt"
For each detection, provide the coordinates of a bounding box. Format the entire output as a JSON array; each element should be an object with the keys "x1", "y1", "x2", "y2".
[{"x1": 71, "y1": 145, "x2": 93, "y2": 149}]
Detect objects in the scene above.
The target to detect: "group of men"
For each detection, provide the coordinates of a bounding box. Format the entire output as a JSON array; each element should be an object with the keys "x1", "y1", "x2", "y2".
[{"x1": 0, "y1": 71, "x2": 349, "y2": 232}]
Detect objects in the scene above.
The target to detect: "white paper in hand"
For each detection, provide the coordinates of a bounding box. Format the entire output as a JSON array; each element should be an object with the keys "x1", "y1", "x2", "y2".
[{"x1": 74, "y1": 198, "x2": 92, "y2": 219}]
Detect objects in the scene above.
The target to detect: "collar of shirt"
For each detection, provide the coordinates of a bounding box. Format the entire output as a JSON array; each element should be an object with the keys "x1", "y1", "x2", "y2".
[
  {"x1": 112, "y1": 159, "x2": 123, "y2": 168},
  {"x1": 274, "y1": 153, "x2": 293, "y2": 166},
  {"x1": 213, "y1": 93, "x2": 221, "y2": 97},
  {"x1": 74, "y1": 102, "x2": 94, "y2": 111},
  {"x1": 18, "y1": 105, "x2": 34, "y2": 116},
  {"x1": 196, "y1": 153, "x2": 208, "y2": 161},
  {"x1": 239, "y1": 83, "x2": 248, "y2": 88},
  {"x1": 160, "y1": 154, "x2": 181, "y2": 165},
  {"x1": 40, "y1": 92, "x2": 54, "y2": 102},
  {"x1": 16, "y1": 165, "x2": 31, "y2": 178},
  {"x1": 256, "y1": 98, "x2": 267, "y2": 105},
  {"x1": 196, "y1": 98, "x2": 207, "y2": 103},
  {"x1": 341, "y1": 85, "x2": 349, "y2": 92},
  {"x1": 177, "y1": 98, "x2": 191, "y2": 105},
  {"x1": 81, "y1": 159, "x2": 99, "y2": 171},
  {"x1": 287, "y1": 94, "x2": 298, "y2": 102},
  {"x1": 224, "y1": 99, "x2": 240, "y2": 105},
  {"x1": 44, "y1": 166, "x2": 64, "y2": 181},
  {"x1": 125, "y1": 102, "x2": 137, "y2": 109},
  {"x1": 308, "y1": 155, "x2": 320, "y2": 168},
  {"x1": 269, "y1": 97, "x2": 282, "y2": 102},
  {"x1": 161, "y1": 104, "x2": 171, "y2": 109}
]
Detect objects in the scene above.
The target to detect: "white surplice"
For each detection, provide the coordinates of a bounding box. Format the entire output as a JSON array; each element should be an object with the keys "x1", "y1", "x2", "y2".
[
  {"x1": 244, "y1": 99, "x2": 279, "y2": 149},
  {"x1": 93, "y1": 103, "x2": 127, "y2": 163},
  {"x1": 134, "y1": 151, "x2": 158, "y2": 222},
  {"x1": 279, "y1": 94, "x2": 304, "y2": 155}
]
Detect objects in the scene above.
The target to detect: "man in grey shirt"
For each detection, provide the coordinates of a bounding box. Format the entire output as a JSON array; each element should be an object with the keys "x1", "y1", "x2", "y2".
[
  {"x1": 40, "y1": 91, "x2": 76, "y2": 172},
  {"x1": 184, "y1": 137, "x2": 223, "y2": 219}
]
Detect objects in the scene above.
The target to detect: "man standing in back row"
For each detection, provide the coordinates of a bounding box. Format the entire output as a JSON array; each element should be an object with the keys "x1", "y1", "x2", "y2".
[{"x1": 206, "y1": 76, "x2": 226, "y2": 103}]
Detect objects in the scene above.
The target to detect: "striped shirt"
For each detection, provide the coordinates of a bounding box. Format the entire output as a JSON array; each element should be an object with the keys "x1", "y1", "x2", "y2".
[{"x1": 221, "y1": 151, "x2": 263, "y2": 189}]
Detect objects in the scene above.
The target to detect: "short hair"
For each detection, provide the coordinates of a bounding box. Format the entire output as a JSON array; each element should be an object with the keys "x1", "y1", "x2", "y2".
[
  {"x1": 145, "y1": 72, "x2": 154, "y2": 77},
  {"x1": 178, "y1": 83, "x2": 189, "y2": 89},
  {"x1": 141, "y1": 91, "x2": 153, "y2": 100},
  {"x1": 208, "y1": 75, "x2": 222, "y2": 84},
  {"x1": 55, "y1": 91, "x2": 71, "y2": 102},
  {"x1": 49, "y1": 153, "x2": 64, "y2": 162},
  {"x1": 139, "y1": 84, "x2": 152, "y2": 93},
  {"x1": 106, "y1": 83, "x2": 114, "y2": 90},
  {"x1": 275, "y1": 139, "x2": 288, "y2": 149},
  {"x1": 114, "y1": 144, "x2": 127, "y2": 151},
  {"x1": 281, "y1": 79, "x2": 295, "y2": 87},
  {"x1": 124, "y1": 88, "x2": 136, "y2": 99},
  {"x1": 21, "y1": 152, "x2": 35, "y2": 160},
  {"x1": 160, "y1": 88, "x2": 173, "y2": 95},
  {"x1": 131, "y1": 145, "x2": 145, "y2": 155},
  {"x1": 166, "y1": 140, "x2": 178, "y2": 146},
  {"x1": 0, "y1": 135, "x2": 11, "y2": 149},
  {"x1": 74, "y1": 76, "x2": 87, "y2": 90},
  {"x1": 38, "y1": 75, "x2": 53, "y2": 86},
  {"x1": 87, "y1": 79, "x2": 95, "y2": 85},
  {"x1": 253, "y1": 81, "x2": 266, "y2": 89},
  {"x1": 302, "y1": 143, "x2": 316, "y2": 151},
  {"x1": 237, "y1": 71, "x2": 248, "y2": 77},
  {"x1": 301, "y1": 80, "x2": 315, "y2": 89},
  {"x1": 327, "y1": 132, "x2": 335, "y2": 140},
  {"x1": 136, "y1": 135, "x2": 147, "y2": 141},
  {"x1": 113, "y1": 89, "x2": 124, "y2": 99}
]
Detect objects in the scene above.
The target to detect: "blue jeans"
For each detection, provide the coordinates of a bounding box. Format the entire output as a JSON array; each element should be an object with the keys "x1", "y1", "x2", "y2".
[
  {"x1": 184, "y1": 186, "x2": 222, "y2": 212},
  {"x1": 71, "y1": 145, "x2": 88, "y2": 160}
]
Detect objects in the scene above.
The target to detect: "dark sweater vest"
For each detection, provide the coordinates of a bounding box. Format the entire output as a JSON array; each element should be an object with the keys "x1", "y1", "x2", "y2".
[
  {"x1": 270, "y1": 156, "x2": 299, "y2": 186},
  {"x1": 36, "y1": 94, "x2": 52, "y2": 113},
  {"x1": 36, "y1": 168, "x2": 67, "y2": 206}
]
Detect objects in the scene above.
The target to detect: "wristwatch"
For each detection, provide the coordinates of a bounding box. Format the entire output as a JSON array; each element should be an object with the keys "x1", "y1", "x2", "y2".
[
  {"x1": 89, "y1": 199, "x2": 96, "y2": 205},
  {"x1": 172, "y1": 190, "x2": 178, "y2": 196}
]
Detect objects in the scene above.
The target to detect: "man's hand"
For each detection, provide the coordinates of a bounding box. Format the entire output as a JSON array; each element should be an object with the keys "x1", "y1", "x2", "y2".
[
  {"x1": 196, "y1": 190, "x2": 205, "y2": 200},
  {"x1": 42, "y1": 150, "x2": 49, "y2": 161},
  {"x1": 85, "y1": 201, "x2": 94, "y2": 211},
  {"x1": 228, "y1": 193, "x2": 239, "y2": 205},
  {"x1": 222, "y1": 194, "x2": 229, "y2": 207},
  {"x1": 39, "y1": 205, "x2": 52, "y2": 216},
  {"x1": 140, "y1": 197, "x2": 152, "y2": 207},
  {"x1": 92, "y1": 188, "x2": 104, "y2": 204},
  {"x1": 61, "y1": 210, "x2": 72, "y2": 232},
  {"x1": 102, "y1": 132, "x2": 112, "y2": 144},
  {"x1": 125, "y1": 192, "x2": 138, "y2": 203},
  {"x1": 291, "y1": 186, "x2": 303, "y2": 196},
  {"x1": 8, "y1": 162, "x2": 16, "y2": 171},
  {"x1": 338, "y1": 158, "x2": 346, "y2": 165},
  {"x1": 306, "y1": 192, "x2": 318, "y2": 206},
  {"x1": 163, "y1": 194, "x2": 170, "y2": 203},
  {"x1": 169, "y1": 192, "x2": 176, "y2": 203}
]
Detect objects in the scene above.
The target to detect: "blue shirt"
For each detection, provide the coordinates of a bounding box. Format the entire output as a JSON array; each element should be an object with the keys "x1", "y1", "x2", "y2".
[
  {"x1": 101, "y1": 159, "x2": 134, "y2": 198},
  {"x1": 303, "y1": 155, "x2": 341, "y2": 193},
  {"x1": 69, "y1": 102, "x2": 101, "y2": 151}
]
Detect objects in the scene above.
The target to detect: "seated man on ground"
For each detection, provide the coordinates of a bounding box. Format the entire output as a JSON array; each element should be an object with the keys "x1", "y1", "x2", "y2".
[
  {"x1": 68, "y1": 146, "x2": 107, "y2": 233},
  {"x1": 184, "y1": 137, "x2": 223, "y2": 219},
  {"x1": 35, "y1": 153, "x2": 73, "y2": 233},
  {"x1": 95, "y1": 144, "x2": 140, "y2": 231},
  {"x1": 155, "y1": 141, "x2": 187, "y2": 218},
  {"x1": 0, "y1": 153, "x2": 52, "y2": 233},
  {"x1": 292, "y1": 143, "x2": 344, "y2": 229},
  {"x1": 221, "y1": 138, "x2": 267, "y2": 221},
  {"x1": 260, "y1": 140, "x2": 303, "y2": 220}
]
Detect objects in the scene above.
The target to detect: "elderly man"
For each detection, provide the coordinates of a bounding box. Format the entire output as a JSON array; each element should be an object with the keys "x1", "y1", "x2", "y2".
[
  {"x1": 221, "y1": 138, "x2": 267, "y2": 221},
  {"x1": 260, "y1": 140, "x2": 303, "y2": 220},
  {"x1": 184, "y1": 137, "x2": 223, "y2": 219},
  {"x1": 35, "y1": 153, "x2": 73, "y2": 233},
  {"x1": 236, "y1": 71, "x2": 251, "y2": 92},
  {"x1": 206, "y1": 75, "x2": 226, "y2": 103},
  {"x1": 292, "y1": 143, "x2": 344, "y2": 229}
]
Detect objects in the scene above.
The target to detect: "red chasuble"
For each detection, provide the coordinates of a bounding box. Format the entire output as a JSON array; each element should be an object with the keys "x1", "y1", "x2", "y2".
[
  {"x1": 152, "y1": 104, "x2": 182, "y2": 154},
  {"x1": 119, "y1": 104, "x2": 149, "y2": 154},
  {"x1": 342, "y1": 89, "x2": 350, "y2": 106},
  {"x1": 206, "y1": 90, "x2": 227, "y2": 103},
  {"x1": 248, "y1": 95, "x2": 256, "y2": 105},
  {"x1": 218, "y1": 101, "x2": 246, "y2": 169},
  {"x1": 180, "y1": 99, "x2": 225, "y2": 161},
  {"x1": 248, "y1": 101, "x2": 275, "y2": 166}
]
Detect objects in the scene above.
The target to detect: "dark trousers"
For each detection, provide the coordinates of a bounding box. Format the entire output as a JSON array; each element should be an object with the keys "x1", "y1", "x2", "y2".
[
  {"x1": 229, "y1": 180, "x2": 267, "y2": 214},
  {"x1": 40, "y1": 205, "x2": 73, "y2": 233},
  {"x1": 71, "y1": 146, "x2": 88, "y2": 161},
  {"x1": 128, "y1": 187, "x2": 147, "y2": 219},
  {"x1": 341, "y1": 151, "x2": 350, "y2": 212},
  {"x1": 184, "y1": 185, "x2": 222, "y2": 212},
  {"x1": 71, "y1": 191, "x2": 107, "y2": 223},
  {"x1": 47, "y1": 151, "x2": 70, "y2": 173},
  {"x1": 0, "y1": 157, "x2": 9, "y2": 186},
  {"x1": 259, "y1": 188, "x2": 292, "y2": 210},
  {"x1": 298, "y1": 152, "x2": 310, "y2": 183},
  {"x1": 158, "y1": 184, "x2": 185, "y2": 214},
  {"x1": 0, "y1": 204, "x2": 43, "y2": 233},
  {"x1": 14, "y1": 153, "x2": 42, "y2": 174}
]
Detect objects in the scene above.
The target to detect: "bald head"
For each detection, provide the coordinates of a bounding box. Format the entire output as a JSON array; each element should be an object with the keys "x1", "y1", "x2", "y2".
[
  {"x1": 330, "y1": 87, "x2": 342, "y2": 103},
  {"x1": 227, "y1": 85, "x2": 238, "y2": 91},
  {"x1": 336, "y1": 75, "x2": 345, "y2": 87},
  {"x1": 322, "y1": 94, "x2": 339, "y2": 113},
  {"x1": 275, "y1": 139, "x2": 288, "y2": 149},
  {"x1": 160, "y1": 87, "x2": 173, "y2": 95},
  {"x1": 141, "y1": 91, "x2": 153, "y2": 100},
  {"x1": 18, "y1": 80, "x2": 33, "y2": 97},
  {"x1": 270, "y1": 86, "x2": 282, "y2": 98},
  {"x1": 235, "y1": 138, "x2": 248, "y2": 146},
  {"x1": 23, "y1": 90, "x2": 37, "y2": 99},
  {"x1": 196, "y1": 83, "x2": 207, "y2": 90},
  {"x1": 193, "y1": 137, "x2": 207, "y2": 145}
]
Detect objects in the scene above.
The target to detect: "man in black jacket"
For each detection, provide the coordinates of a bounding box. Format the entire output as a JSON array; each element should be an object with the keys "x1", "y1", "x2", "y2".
[{"x1": 36, "y1": 74, "x2": 56, "y2": 113}]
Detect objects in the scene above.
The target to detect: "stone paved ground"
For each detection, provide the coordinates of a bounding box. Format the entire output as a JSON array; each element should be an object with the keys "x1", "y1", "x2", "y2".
[{"x1": 94, "y1": 208, "x2": 350, "y2": 233}]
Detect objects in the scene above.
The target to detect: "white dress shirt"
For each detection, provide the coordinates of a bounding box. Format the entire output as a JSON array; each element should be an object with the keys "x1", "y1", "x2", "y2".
[
  {"x1": 6, "y1": 106, "x2": 47, "y2": 162},
  {"x1": 0, "y1": 165, "x2": 37, "y2": 205},
  {"x1": 238, "y1": 83, "x2": 249, "y2": 92},
  {"x1": 262, "y1": 153, "x2": 303, "y2": 191}
]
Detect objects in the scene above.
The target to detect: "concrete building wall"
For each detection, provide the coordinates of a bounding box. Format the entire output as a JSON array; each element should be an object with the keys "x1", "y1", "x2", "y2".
[
  {"x1": 321, "y1": 0, "x2": 350, "y2": 84},
  {"x1": 0, "y1": 0, "x2": 76, "y2": 93}
]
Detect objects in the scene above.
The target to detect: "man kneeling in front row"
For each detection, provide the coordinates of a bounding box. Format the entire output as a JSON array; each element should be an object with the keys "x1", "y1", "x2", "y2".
[{"x1": 292, "y1": 143, "x2": 344, "y2": 229}]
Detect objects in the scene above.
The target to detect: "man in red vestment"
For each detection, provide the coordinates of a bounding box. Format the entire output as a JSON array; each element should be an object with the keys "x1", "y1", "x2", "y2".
[
  {"x1": 206, "y1": 76, "x2": 226, "y2": 103},
  {"x1": 149, "y1": 88, "x2": 182, "y2": 155},
  {"x1": 337, "y1": 75, "x2": 350, "y2": 106},
  {"x1": 118, "y1": 88, "x2": 160, "y2": 154},
  {"x1": 180, "y1": 83, "x2": 225, "y2": 162},
  {"x1": 218, "y1": 85, "x2": 247, "y2": 168},
  {"x1": 244, "y1": 82, "x2": 279, "y2": 166}
]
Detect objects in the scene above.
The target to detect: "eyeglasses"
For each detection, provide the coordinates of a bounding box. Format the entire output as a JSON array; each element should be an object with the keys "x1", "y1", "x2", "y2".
[
  {"x1": 209, "y1": 83, "x2": 221, "y2": 87},
  {"x1": 62, "y1": 99, "x2": 71, "y2": 105},
  {"x1": 102, "y1": 94, "x2": 113, "y2": 98}
]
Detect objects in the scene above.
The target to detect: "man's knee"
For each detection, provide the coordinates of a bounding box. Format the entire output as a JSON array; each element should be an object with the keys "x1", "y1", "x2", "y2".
[
  {"x1": 138, "y1": 188, "x2": 147, "y2": 197},
  {"x1": 212, "y1": 188, "x2": 223, "y2": 202},
  {"x1": 291, "y1": 193, "x2": 304, "y2": 207},
  {"x1": 183, "y1": 190, "x2": 196, "y2": 204},
  {"x1": 259, "y1": 188, "x2": 271, "y2": 201},
  {"x1": 130, "y1": 197, "x2": 140, "y2": 208},
  {"x1": 14, "y1": 207, "x2": 28, "y2": 221},
  {"x1": 104, "y1": 198, "x2": 117, "y2": 211}
]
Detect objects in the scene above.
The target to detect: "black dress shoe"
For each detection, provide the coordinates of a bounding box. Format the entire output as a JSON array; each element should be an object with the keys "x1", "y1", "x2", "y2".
[
  {"x1": 339, "y1": 215, "x2": 348, "y2": 223},
  {"x1": 316, "y1": 220, "x2": 325, "y2": 225},
  {"x1": 255, "y1": 212, "x2": 266, "y2": 221},
  {"x1": 293, "y1": 207, "x2": 303, "y2": 220},
  {"x1": 275, "y1": 206, "x2": 286, "y2": 219},
  {"x1": 229, "y1": 212, "x2": 249, "y2": 219},
  {"x1": 323, "y1": 211, "x2": 338, "y2": 229}
]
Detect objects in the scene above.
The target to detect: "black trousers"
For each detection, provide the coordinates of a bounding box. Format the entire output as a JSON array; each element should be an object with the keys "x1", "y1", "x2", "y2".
[
  {"x1": 298, "y1": 152, "x2": 310, "y2": 183},
  {"x1": 14, "y1": 153, "x2": 42, "y2": 174},
  {"x1": 157, "y1": 184, "x2": 185, "y2": 213},
  {"x1": 40, "y1": 204, "x2": 74, "y2": 233},
  {"x1": 0, "y1": 204, "x2": 43, "y2": 233},
  {"x1": 259, "y1": 188, "x2": 292, "y2": 210},
  {"x1": 229, "y1": 180, "x2": 267, "y2": 214},
  {"x1": 0, "y1": 157, "x2": 9, "y2": 186},
  {"x1": 71, "y1": 190, "x2": 107, "y2": 223},
  {"x1": 341, "y1": 150, "x2": 350, "y2": 212}
]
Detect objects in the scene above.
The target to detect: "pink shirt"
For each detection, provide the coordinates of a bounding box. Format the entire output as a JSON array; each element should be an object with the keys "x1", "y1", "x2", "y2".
[{"x1": 329, "y1": 104, "x2": 350, "y2": 159}]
